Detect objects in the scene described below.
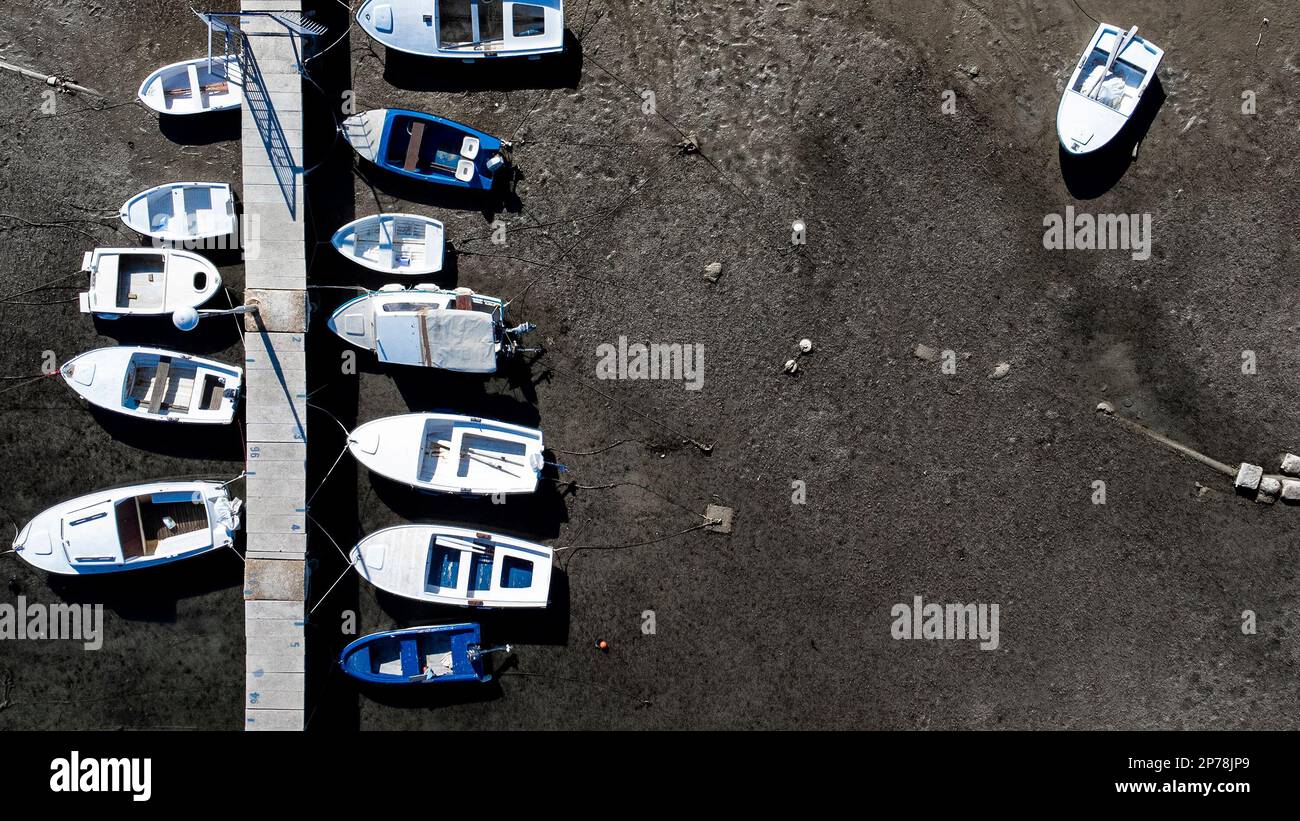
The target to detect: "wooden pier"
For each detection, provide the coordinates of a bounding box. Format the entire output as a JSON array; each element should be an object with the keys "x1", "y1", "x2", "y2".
[{"x1": 239, "y1": 0, "x2": 309, "y2": 731}]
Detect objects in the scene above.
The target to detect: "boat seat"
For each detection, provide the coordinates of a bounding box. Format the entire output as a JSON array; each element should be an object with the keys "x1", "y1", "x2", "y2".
[
  {"x1": 149, "y1": 358, "x2": 171, "y2": 414},
  {"x1": 403, "y1": 121, "x2": 426, "y2": 171}
]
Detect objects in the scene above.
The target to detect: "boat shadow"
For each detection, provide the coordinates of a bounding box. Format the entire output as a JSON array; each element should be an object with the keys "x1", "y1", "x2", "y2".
[
  {"x1": 355, "y1": 161, "x2": 523, "y2": 220},
  {"x1": 366, "y1": 471, "x2": 570, "y2": 542},
  {"x1": 345, "y1": 674, "x2": 506, "y2": 709},
  {"x1": 90, "y1": 313, "x2": 243, "y2": 357},
  {"x1": 43, "y1": 548, "x2": 244, "y2": 623},
  {"x1": 1059, "y1": 76, "x2": 1166, "y2": 199},
  {"x1": 85, "y1": 405, "x2": 246, "y2": 461},
  {"x1": 368, "y1": 569, "x2": 572, "y2": 648},
  {"x1": 158, "y1": 109, "x2": 242, "y2": 146},
  {"x1": 380, "y1": 30, "x2": 584, "y2": 92}
]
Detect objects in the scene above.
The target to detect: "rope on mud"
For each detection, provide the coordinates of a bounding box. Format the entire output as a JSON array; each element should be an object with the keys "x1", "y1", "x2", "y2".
[
  {"x1": 306, "y1": 511, "x2": 355, "y2": 565},
  {"x1": 308, "y1": 554, "x2": 357, "y2": 616},
  {"x1": 0, "y1": 213, "x2": 106, "y2": 243},
  {"x1": 542, "y1": 362, "x2": 712, "y2": 452},
  {"x1": 0, "y1": 373, "x2": 58, "y2": 398},
  {"x1": 305, "y1": 403, "x2": 356, "y2": 507},
  {"x1": 1071, "y1": 0, "x2": 1100, "y2": 24},
  {"x1": 551, "y1": 439, "x2": 647, "y2": 456},
  {"x1": 556, "y1": 520, "x2": 718, "y2": 557},
  {"x1": 0, "y1": 269, "x2": 86, "y2": 304}
]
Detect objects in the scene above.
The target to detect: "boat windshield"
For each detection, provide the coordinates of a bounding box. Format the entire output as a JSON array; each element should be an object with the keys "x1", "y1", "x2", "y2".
[
  {"x1": 1071, "y1": 48, "x2": 1146, "y2": 115},
  {"x1": 438, "y1": 0, "x2": 505, "y2": 47}
]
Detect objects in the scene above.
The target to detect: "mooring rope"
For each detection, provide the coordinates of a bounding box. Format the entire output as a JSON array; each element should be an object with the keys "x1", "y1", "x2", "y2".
[
  {"x1": 0, "y1": 269, "x2": 86, "y2": 304},
  {"x1": 0, "y1": 373, "x2": 57, "y2": 398}
]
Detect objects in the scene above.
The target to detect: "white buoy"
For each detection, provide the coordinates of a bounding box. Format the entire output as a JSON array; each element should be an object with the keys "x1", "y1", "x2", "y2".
[
  {"x1": 799, "y1": 338, "x2": 813, "y2": 353},
  {"x1": 172, "y1": 306, "x2": 200, "y2": 331}
]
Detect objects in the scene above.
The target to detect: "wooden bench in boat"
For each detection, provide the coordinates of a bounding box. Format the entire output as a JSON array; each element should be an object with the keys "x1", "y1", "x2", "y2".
[
  {"x1": 129, "y1": 358, "x2": 196, "y2": 415},
  {"x1": 403, "y1": 121, "x2": 426, "y2": 171},
  {"x1": 149, "y1": 358, "x2": 171, "y2": 414},
  {"x1": 140, "y1": 495, "x2": 208, "y2": 552}
]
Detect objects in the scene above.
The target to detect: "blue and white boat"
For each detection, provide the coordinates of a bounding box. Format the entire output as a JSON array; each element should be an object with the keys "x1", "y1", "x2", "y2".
[
  {"x1": 351, "y1": 524, "x2": 554, "y2": 607},
  {"x1": 339, "y1": 623, "x2": 509, "y2": 685},
  {"x1": 356, "y1": 0, "x2": 565, "y2": 60},
  {"x1": 342, "y1": 108, "x2": 511, "y2": 190},
  {"x1": 1057, "y1": 24, "x2": 1164, "y2": 155}
]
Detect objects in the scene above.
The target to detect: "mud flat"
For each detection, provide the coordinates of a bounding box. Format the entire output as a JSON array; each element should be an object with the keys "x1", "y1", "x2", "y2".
[{"x1": 3, "y1": 0, "x2": 1298, "y2": 730}]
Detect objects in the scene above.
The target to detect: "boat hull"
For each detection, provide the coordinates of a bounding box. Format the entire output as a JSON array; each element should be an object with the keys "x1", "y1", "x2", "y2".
[
  {"x1": 78, "y1": 248, "x2": 221, "y2": 317},
  {"x1": 327, "y1": 286, "x2": 507, "y2": 372},
  {"x1": 339, "y1": 623, "x2": 491, "y2": 684},
  {"x1": 12, "y1": 480, "x2": 241, "y2": 575},
  {"x1": 1056, "y1": 23, "x2": 1164, "y2": 155},
  {"x1": 331, "y1": 213, "x2": 446, "y2": 275},
  {"x1": 138, "y1": 55, "x2": 243, "y2": 115},
  {"x1": 342, "y1": 109, "x2": 507, "y2": 190},
  {"x1": 351, "y1": 524, "x2": 554, "y2": 608},
  {"x1": 61, "y1": 346, "x2": 242, "y2": 424},
  {"x1": 348, "y1": 412, "x2": 544, "y2": 495},
  {"x1": 119, "y1": 182, "x2": 238, "y2": 242},
  {"x1": 356, "y1": 0, "x2": 565, "y2": 60}
]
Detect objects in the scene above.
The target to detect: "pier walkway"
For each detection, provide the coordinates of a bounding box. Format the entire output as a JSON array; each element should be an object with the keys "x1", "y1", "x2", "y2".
[{"x1": 238, "y1": 0, "x2": 309, "y2": 731}]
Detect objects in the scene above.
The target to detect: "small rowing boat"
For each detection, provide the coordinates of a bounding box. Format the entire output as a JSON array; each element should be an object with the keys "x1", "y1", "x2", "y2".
[
  {"x1": 119, "y1": 182, "x2": 237, "y2": 242},
  {"x1": 1057, "y1": 23, "x2": 1164, "y2": 155},
  {"x1": 327, "y1": 284, "x2": 534, "y2": 373},
  {"x1": 138, "y1": 55, "x2": 242, "y2": 115},
  {"x1": 61, "y1": 346, "x2": 242, "y2": 424},
  {"x1": 78, "y1": 247, "x2": 221, "y2": 319},
  {"x1": 331, "y1": 213, "x2": 446, "y2": 275},
  {"x1": 355, "y1": 0, "x2": 565, "y2": 60},
  {"x1": 339, "y1": 623, "x2": 509, "y2": 684},
  {"x1": 342, "y1": 109, "x2": 510, "y2": 190},
  {"x1": 348, "y1": 412, "x2": 544, "y2": 496},
  {"x1": 352, "y1": 524, "x2": 554, "y2": 608}
]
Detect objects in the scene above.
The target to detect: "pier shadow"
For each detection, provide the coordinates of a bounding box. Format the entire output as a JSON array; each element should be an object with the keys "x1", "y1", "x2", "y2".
[
  {"x1": 45, "y1": 549, "x2": 244, "y2": 623},
  {"x1": 158, "y1": 109, "x2": 242, "y2": 146},
  {"x1": 380, "y1": 30, "x2": 584, "y2": 92},
  {"x1": 1060, "y1": 76, "x2": 1165, "y2": 199}
]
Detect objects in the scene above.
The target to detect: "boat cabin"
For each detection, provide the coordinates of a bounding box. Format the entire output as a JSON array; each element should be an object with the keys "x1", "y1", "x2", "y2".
[{"x1": 61, "y1": 491, "x2": 213, "y2": 569}]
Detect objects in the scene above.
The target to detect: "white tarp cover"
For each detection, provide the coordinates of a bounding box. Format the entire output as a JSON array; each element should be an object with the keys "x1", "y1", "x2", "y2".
[{"x1": 375, "y1": 308, "x2": 497, "y2": 371}]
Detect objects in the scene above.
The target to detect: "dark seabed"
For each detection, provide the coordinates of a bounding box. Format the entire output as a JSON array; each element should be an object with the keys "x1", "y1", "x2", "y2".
[{"x1": 2, "y1": 0, "x2": 1298, "y2": 730}]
